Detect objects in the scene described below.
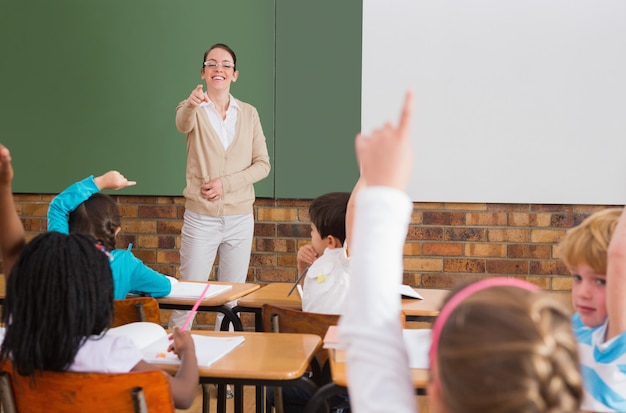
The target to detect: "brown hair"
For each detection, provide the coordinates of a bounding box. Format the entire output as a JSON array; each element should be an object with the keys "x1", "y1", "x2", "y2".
[
  {"x1": 558, "y1": 208, "x2": 621, "y2": 274},
  {"x1": 309, "y1": 192, "x2": 350, "y2": 244},
  {"x1": 202, "y1": 43, "x2": 237, "y2": 71},
  {"x1": 68, "y1": 193, "x2": 120, "y2": 251},
  {"x1": 436, "y1": 285, "x2": 582, "y2": 413}
]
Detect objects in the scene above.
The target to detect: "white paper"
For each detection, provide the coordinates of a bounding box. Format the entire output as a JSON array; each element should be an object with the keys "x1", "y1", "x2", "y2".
[
  {"x1": 400, "y1": 285, "x2": 424, "y2": 300},
  {"x1": 167, "y1": 281, "x2": 232, "y2": 300},
  {"x1": 107, "y1": 322, "x2": 244, "y2": 367},
  {"x1": 402, "y1": 329, "x2": 431, "y2": 369}
]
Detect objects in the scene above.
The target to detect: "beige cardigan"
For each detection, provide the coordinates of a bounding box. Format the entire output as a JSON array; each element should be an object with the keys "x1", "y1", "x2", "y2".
[{"x1": 175, "y1": 97, "x2": 270, "y2": 216}]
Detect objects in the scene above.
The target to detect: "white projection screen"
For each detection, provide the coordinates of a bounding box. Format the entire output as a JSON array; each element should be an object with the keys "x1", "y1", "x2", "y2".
[{"x1": 362, "y1": 0, "x2": 626, "y2": 204}]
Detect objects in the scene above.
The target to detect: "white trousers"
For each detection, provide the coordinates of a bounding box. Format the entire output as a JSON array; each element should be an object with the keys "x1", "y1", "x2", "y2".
[{"x1": 168, "y1": 210, "x2": 254, "y2": 330}]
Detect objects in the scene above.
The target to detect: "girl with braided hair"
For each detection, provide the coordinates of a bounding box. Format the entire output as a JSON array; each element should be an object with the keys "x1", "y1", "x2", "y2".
[
  {"x1": 338, "y1": 91, "x2": 583, "y2": 412},
  {"x1": 47, "y1": 170, "x2": 173, "y2": 299}
]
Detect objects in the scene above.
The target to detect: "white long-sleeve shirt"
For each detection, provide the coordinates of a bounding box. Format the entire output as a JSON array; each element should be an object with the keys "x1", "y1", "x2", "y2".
[{"x1": 339, "y1": 187, "x2": 416, "y2": 412}]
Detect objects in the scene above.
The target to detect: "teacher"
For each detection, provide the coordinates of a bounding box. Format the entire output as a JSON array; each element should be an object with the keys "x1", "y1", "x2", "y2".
[{"x1": 169, "y1": 43, "x2": 271, "y2": 331}]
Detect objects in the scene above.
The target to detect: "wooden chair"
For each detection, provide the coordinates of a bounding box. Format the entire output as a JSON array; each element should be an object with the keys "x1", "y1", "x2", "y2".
[
  {"x1": 262, "y1": 304, "x2": 341, "y2": 413},
  {"x1": 262, "y1": 304, "x2": 340, "y2": 381},
  {"x1": 0, "y1": 361, "x2": 175, "y2": 413},
  {"x1": 113, "y1": 297, "x2": 162, "y2": 327}
]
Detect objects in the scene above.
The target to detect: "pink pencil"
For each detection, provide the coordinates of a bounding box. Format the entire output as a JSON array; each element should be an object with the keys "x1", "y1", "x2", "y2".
[{"x1": 180, "y1": 283, "x2": 211, "y2": 331}]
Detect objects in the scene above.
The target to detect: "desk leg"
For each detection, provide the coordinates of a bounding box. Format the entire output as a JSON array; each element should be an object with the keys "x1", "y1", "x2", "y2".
[
  {"x1": 217, "y1": 306, "x2": 244, "y2": 331},
  {"x1": 256, "y1": 385, "x2": 264, "y2": 413},
  {"x1": 234, "y1": 384, "x2": 244, "y2": 413},
  {"x1": 202, "y1": 384, "x2": 211, "y2": 413},
  {"x1": 216, "y1": 383, "x2": 227, "y2": 413},
  {"x1": 232, "y1": 306, "x2": 262, "y2": 331}
]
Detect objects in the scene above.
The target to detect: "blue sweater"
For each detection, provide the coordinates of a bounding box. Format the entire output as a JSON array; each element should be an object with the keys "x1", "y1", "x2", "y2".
[{"x1": 47, "y1": 176, "x2": 172, "y2": 299}]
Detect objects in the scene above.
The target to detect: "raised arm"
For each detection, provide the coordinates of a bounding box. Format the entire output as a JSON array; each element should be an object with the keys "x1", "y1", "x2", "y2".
[
  {"x1": 340, "y1": 91, "x2": 415, "y2": 413},
  {"x1": 0, "y1": 145, "x2": 25, "y2": 277},
  {"x1": 606, "y1": 207, "x2": 626, "y2": 340},
  {"x1": 47, "y1": 171, "x2": 135, "y2": 234}
]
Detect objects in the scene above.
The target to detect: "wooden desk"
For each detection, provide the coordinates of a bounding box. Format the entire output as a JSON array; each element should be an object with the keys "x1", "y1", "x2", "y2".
[
  {"x1": 155, "y1": 331, "x2": 321, "y2": 413},
  {"x1": 156, "y1": 282, "x2": 261, "y2": 331},
  {"x1": 304, "y1": 348, "x2": 429, "y2": 413},
  {"x1": 234, "y1": 282, "x2": 448, "y2": 330}
]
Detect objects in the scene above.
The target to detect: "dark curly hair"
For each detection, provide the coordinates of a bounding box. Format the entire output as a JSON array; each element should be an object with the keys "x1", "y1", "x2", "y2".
[{"x1": 0, "y1": 232, "x2": 114, "y2": 376}]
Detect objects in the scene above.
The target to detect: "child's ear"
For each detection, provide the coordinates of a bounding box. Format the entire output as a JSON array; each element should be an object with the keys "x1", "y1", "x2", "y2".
[
  {"x1": 115, "y1": 227, "x2": 121, "y2": 237},
  {"x1": 326, "y1": 235, "x2": 342, "y2": 249}
]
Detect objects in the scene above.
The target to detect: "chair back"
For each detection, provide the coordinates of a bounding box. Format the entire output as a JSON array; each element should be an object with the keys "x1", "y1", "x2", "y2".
[
  {"x1": 0, "y1": 361, "x2": 175, "y2": 413},
  {"x1": 262, "y1": 304, "x2": 340, "y2": 378},
  {"x1": 113, "y1": 297, "x2": 162, "y2": 327}
]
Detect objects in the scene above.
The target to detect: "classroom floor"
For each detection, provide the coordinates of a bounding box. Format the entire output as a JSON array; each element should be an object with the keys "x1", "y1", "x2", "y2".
[{"x1": 177, "y1": 385, "x2": 428, "y2": 412}]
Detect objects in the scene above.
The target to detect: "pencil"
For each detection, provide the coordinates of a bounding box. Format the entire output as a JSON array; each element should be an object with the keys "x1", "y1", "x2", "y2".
[{"x1": 180, "y1": 283, "x2": 211, "y2": 331}]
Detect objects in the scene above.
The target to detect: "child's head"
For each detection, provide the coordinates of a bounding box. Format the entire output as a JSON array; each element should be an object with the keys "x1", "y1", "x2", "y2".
[
  {"x1": 0, "y1": 232, "x2": 114, "y2": 376},
  {"x1": 69, "y1": 192, "x2": 121, "y2": 251},
  {"x1": 428, "y1": 278, "x2": 582, "y2": 413},
  {"x1": 558, "y1": 208, "x2": 621, "y2": 327},
  {"x1": 308, "y1": 192, "x2": 350, "y2": 255}
]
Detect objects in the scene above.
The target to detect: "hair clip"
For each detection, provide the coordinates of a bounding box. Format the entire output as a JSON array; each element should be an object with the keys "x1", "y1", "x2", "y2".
[{"x1": 95, "y1": 242, "x2": 114, "y2": 261}]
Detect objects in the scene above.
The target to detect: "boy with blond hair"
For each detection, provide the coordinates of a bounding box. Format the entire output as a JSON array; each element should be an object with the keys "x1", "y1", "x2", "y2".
[{"x1": 559, "y1": 208, "x2": 626, "y2": 412}]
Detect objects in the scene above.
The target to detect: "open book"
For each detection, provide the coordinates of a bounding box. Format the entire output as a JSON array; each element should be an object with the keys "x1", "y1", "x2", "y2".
[
  {"x1": 166, "y1": 278, "x2": 233, "y2": 300},
  {"x1": 324, "y1": 325, "x2": 431, "y2": 368},
  {"x1": 107, "y1": 322, "x2": 244, "y2": 366}
]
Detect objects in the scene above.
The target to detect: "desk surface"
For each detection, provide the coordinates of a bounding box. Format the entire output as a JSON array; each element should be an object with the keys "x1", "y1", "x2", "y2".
[
  {"x1": 156, "y1": 282, "x2": 260, "y2": 308},
  {"x1": 237, "y1": 282, "x2": 447, "y2": 318},
  {"x1": 236, "y1": 282, "x2": 301, "y2": 309},
  {"x1": 155, "y1": 331, "x2": 321, "y2": 381},
  {"x1": 329, "y1": 349, "x2": 429, "y2": 388}
]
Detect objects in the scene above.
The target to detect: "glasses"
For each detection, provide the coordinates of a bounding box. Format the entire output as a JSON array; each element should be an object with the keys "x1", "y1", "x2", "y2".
[{"x1": 203, "y1": 61, "x2": 235, "y2": 70}]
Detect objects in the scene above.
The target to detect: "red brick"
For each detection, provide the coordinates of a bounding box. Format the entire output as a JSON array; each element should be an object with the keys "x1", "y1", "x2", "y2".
[
  {"x1": 157, "y1": 221, "x2": 183, "y2": 234},
  {"x1": 466, "y1": 212, "x2": 507, "y2": 226},
  {"x1": 507, "y1": 244, "x2": 551, "y2": 259},
  {"x1": 486, "y1": 259, "x2": 528, "y2": 275},
  {"x1": 256, "y1": 268, "x2": 297, "y2": 283},
  {"x1": 423, "y1": 243, "x2": 463, "y2": 256},
  {"x1": 443, "y1": 259, "x2": 485, "y2": 273},
  {"x1": 407, "y1": 227, "x2": 443, "y2": 241},
  {"x1": 529, "y1": 260, "x2": 569, "y2": 276},
  {"x1": 138, "y1": 205, "x2": 178, "y2": 219},
  {"x1": 277, "y1": 223, "x2": 310, "y2": 238},
  {"x1": 422, "y1": 211, "x2": 465, "y2": 226},
  {"x1": 445, "y1": 228, "x2": 486, "y2": 242}
]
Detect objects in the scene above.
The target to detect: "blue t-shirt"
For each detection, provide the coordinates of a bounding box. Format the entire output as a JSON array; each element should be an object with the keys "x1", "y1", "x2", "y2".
[
  {"x1": 572, "y1": 313, "x2": 626, "y2": 412},
  {"x1": 47, "y1": 176, "x2": 172, "y2": 299}
]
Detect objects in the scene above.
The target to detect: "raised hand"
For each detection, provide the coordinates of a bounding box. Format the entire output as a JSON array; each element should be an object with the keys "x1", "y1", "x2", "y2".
[
  {"x1": 355, "y1": 91, "x2": 413, "y2": 191},
  {"x1": 94, "y1": 170, "x2": 137, "y2": 191},
  {"x1": 187, "y1": 84, "x2": 209, "y2": 107}
]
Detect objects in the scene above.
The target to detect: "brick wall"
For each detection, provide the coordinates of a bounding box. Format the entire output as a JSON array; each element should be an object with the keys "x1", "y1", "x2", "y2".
[{"x1": 10, "y1": 193, "x2": 614, "y2": 328}]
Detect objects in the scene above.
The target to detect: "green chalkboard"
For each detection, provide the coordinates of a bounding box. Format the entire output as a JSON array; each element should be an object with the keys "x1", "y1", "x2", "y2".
[
  {"x1": 0, "y1": 0, "x2": 275, "y2": 196},
  {"x1": 0, "y1": 0, "x2": 362, "y2": 199},
  {"x1": 275, "y1": 0, "x2": 361, "y2": 198}
]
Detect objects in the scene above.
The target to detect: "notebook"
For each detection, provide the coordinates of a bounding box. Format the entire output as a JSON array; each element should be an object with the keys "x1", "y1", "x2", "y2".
[{"x1": 107, "y1": 322, "x2": 244, "y2": 366}]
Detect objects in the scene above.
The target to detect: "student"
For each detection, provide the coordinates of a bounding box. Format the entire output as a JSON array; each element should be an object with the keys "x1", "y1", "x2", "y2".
[
  {"x1": 0, "y1": 146, "x2": 199, "y2": 409},
  {"x1": 298, "y1": 191, "x2": 351, "y2": 314},
  {"x1": 559, "y1": 208, "x2": 626, "y2": 412},
  {"x1": 47, "y1": 171, "x2": 173, "y2": 299},
  {"x1": 171, "y1": 42, "x2": 271, "y2": 331},
  {"x1": 267, "y1": 192, "x2": 352, "y2": 413},
  {"x1": 338, "y1": 91, "x2": 583, "y2": 413}
]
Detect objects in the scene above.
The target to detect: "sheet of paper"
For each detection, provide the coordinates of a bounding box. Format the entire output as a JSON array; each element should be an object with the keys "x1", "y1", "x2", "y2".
[
  {"x1": 400, "y1": 285, "x2": 424, "y2": 299},
  {"x1": 402, "y1": 329, "x2": 431, "y2": 369},
  {"x1": 141, "y1": 334, "x2": 245, "y2": 367},
  {"x1": 167, "y1": 282, "x2": 232, "y2": 300}
]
